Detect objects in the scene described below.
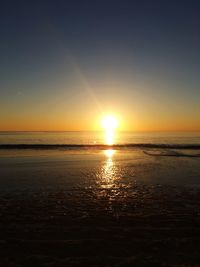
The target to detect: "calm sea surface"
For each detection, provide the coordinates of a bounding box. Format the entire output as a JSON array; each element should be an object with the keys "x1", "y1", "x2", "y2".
[{"x1": 0, "y1": 131, "x2": 200, "y2": 145}]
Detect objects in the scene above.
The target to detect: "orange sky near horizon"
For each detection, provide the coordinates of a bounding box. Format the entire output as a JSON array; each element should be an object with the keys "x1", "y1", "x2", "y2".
[{"x1": 1, "y1": 107, "x2": 199, "y2": 132}]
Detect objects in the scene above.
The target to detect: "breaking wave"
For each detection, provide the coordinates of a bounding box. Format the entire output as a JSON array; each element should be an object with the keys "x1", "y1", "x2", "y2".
[{"x1": 0, "y1": 143, "x2": 200, "y2": 150}]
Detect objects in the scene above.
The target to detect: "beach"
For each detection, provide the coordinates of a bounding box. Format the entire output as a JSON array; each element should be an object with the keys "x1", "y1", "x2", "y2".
[
  {"x1": 0, "y1": 133, "x2": 200, "y2": 267},
  {"x1": 1, "y1": 184, "x2": 200, "y2": 266},
  {"x1": 0, "y1": 141, "x2": 200, "y2": 266}
]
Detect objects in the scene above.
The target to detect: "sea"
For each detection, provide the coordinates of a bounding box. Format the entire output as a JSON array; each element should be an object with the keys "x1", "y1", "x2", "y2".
[
  {"x1": 0, "y1": 131, "x2": 200, "y2": 192},
  {"x1": 0, "y1": 131, "x2": 200, "y2": 145}
]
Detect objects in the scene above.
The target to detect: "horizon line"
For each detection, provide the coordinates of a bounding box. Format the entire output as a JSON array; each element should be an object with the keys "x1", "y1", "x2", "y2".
[{"x1": 0, "y1": 130, "x2": 200, "y2": 133}]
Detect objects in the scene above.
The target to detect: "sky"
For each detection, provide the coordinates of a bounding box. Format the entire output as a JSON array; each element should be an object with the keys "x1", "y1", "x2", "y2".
[{"x1": 0, "y1": 0, "x2": 200, "y2": 131}]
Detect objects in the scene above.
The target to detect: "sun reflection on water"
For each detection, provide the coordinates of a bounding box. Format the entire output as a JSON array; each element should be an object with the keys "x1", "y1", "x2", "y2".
[
  {"x1": 97, "y1": 149, "x2": 118, "y2": 188},
  {"x1": 102, "y1": 115, "x2": 118, "y2": 145},
  {"x1": 105, "y1": 129, "x2": 115, "y2": 145},
  {"x1": 104, "y1": 149, "x2": 115, "y2": 157}
]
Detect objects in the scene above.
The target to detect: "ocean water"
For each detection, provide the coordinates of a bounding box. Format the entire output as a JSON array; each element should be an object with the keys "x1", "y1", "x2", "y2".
[
  {"x1": 0, "y1": 131, "x2": 200, "y2": 145},
  {"x1": 0, "y1": 131, "x2": 200, "y2": 192}
]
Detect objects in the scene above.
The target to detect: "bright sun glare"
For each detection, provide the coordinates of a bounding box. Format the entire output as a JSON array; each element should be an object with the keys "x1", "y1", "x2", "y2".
[
  {"x1": 102, "y1": 116, "x2": 118, "y2": 131},
  {"x1": 102, "y1": 115, "x2": 118, "y2": 145}
]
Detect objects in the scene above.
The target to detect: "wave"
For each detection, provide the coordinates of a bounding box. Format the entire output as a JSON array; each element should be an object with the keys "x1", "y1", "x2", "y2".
[
  {"x1": 0, "y1": 144, "x2": 200, "y2": 150},
  {"x1": 143, "y1": 149, "x2": 200, "y2": 157}
]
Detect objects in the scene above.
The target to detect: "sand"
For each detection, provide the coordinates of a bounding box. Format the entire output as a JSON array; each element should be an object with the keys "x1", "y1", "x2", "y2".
[{"x1": 1, "y1": 184, "x2": 200, "y2": 266}]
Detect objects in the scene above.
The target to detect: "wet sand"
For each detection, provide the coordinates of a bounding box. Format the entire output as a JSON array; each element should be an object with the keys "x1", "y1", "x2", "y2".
[
  {"x1": 1, "y1": 148, "x2": 200, "y2": 266},
  {"x1": 1, "y1": 185, "x2": 200, "y2": 266}
]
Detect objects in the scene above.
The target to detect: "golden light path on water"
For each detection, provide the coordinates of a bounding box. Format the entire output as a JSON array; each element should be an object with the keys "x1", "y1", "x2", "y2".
[
  {"x1": 105, "y1": 129, "x2": 115, "y2": 145},
  {"x1": 98, "y1": 149, "x2": 117, "y2": 188},
  {"x1": 96, "y1": 116, "x2": 119, "y2": 187},
  {"x1": 102, "y1": 115, "x2": 118, "y2": 145}
]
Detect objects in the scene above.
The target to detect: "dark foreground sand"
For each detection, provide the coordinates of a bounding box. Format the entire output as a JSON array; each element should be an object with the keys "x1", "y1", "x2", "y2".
[{"x1": 1, "y1": 185, "x2": 200, "y2": 267}]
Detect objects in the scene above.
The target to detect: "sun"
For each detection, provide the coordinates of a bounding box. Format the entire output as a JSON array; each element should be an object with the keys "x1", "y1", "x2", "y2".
[{"x1": 102, "y1": 115, "x2": 118, "y2": 131}]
